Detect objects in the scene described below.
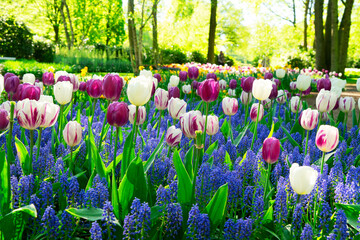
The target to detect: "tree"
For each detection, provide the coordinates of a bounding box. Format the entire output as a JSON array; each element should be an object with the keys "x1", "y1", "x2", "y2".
[
  {"x1": 59, "y1": 0, "x2": 74, "y2": 49},
  {"x1": 303, "y1": 0, "x2": 313, "y2": 50},
  {"x1": 207, "y1": 0, "x2": 217, "y2": 63},
  {"x1": 152, "y1": 0, "x2": 160, "y2": 67}
]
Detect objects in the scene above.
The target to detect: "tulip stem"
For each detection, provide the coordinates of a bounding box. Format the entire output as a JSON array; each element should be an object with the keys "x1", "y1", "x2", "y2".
[
  {"x1": 203, "y1": 102, "x2": 209, "y2": 143},
  {"x1": 157, "y1": 110, "x2": 162, "y2": 138},
  {"x1": 7, "y1": 101, "x2": 15, "y2": 164},
  {"x1": 244, "y1": 102, "x2": 249, "y2": 126},
  {"x1": 98, "y1": 100, "x2": 110, "y2": 152},
  {"x1": 58, "y1": 104, "x2": 64, "y2": 141},
  {"x1": 320, "y1": 151, "x2": 326, "y2": 175},
  {"x1": 35, "y1": 128, "x2": 42, "y2": 163},
  {"x1": 304, "y1": 130, "x2": 309, "y2": 156},
  {"x1": 70, "y1": 92, "x2": 74, "y2": 120},
  {"x1": 250, "y1": 101, "x2": 261, "y2": 150},
  {"x1": 229, "y1": 116, "x2": 233, "y2": 141},
  {"x1": 295, "y1": 93, "x2": 302, "y2": 123},
  {"x1": 113, "y1": 127, "x2": 119, "y2": 174},
  {"x1": 70, "y1": 146, "x2": 74, "y2": 174},
  {"x1": 343, "y1": 113, "x2": 348, "y2": 138},
  {"x1": 91, "y1": 99, "x2": 97, "y2": 126},
  {"x1": 264, "y1": 163, "x2": 271, "y2": 201},
  {"x1": 29, "y1": 130, "x2": 34, "y2": 175},
  {"x1": 133, "y1": 106, "x2": 139, "y2": 156}
]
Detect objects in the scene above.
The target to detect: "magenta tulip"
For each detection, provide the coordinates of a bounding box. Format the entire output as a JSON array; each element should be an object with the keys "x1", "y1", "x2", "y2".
[
  {"x1": 168, "y1": 86, "x2": 180, "y2": 99},
  {"x1": 154, "y1": 73, "x2": 161, "y2": 83},
  {"x1": 179, "y1": 71, "x2": 188, "y2": 82},
  {"x1": 4, "y1": 75, "x2": 20, "y2": 94},
  {"x1": 102, "y1": 74, "x2": 123, "y2": 101},
  {"x1": 188, "y1": 66, "x2": 199, "y2": 80},
  {"x1": 316, "y1": 125, "x2": 339, "y2": 153},
  {"x1": 262, "y1": 137, "x2": 280, "y2": 164},
  {"x1": 273, "y1": 78, "x2": 281, "y2": 87},
  {"x1": 198, "y1": 79, "x2": 220, "y2": 102},
  {"x1": 57, "y1": 75, "x2": 71, "y2": 83},
  {"x1": 87, "y1": 79, "x2": 103, "y2": 98},
  {"x1": 229, "y1": 79, "x2": 237, "y2": 89},
  {"x1": 107, "y1": 102, "x2": 129, "y2": 127},
  {"x1": 264, "y1": 72, "x2": 273, "y2": 80},
  {"x1": 191, "y1": 80, "x2": 199, "y2": 90},
  {"x1": 15, "y1": 84, "x2": 41, "y2": 101},
  {"x1": 317, "y1": 78, "x2": 331, "y2": 91},
  {"x1": 241, "y1": 76, "x2": 255, "y2": 93},
  {"x1": 268, "y1": 83, "x2": 278, "y2": 100},
  {"x1": 250, "y1": 103, "x2": 264, "y2": 122},
  {"x1": 42, "y1": 72, "x2": 55, "y2": 86},
  {"x1": 0, "y1": 109, "x2": 9, "y2": 131},
  {"x1": 166, "y1": 126, "x2": 182, "y2": 147},
  {"x1": 4, "y1": 73, "x2": 15, "y2": 81},
  {"x1": 79, "y1": 82, "x2": 87, "y2": 92},
  {"x1": 206, "y1": 72, "x2": 217, "y2": 81}
]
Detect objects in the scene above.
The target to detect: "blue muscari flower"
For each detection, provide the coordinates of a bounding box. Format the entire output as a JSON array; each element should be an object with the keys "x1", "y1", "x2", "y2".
[
  {"x1": 225, "y1": 171, "x2": 242, "y2": 210},
  {"x1": 156, "y1": 181, "x2": 177, "y2": 206},
  {"x1": 274, "y1": 177, "x2": 288, "y2": 224},
  {"x1": 319, "y1": 201, "x2": 332, "y2": 234},
  {"x1": 18, "y1": 174, "x2": 34, "y2": 206},
  {"x1": 333, "y1": 209, "x2": 349, "y2": 240},
  {"x1": 123, "y1": 198, "x2": 151, "y2": 240},
  {"x1": 10, "y1": 176, "x2": 19, "y2": 209},
  {"x1": 102, "y1": 201, "x2": 116, "y2": 238},
  {"x1": 39, "y1": 181, "x2": 53, "y2": 210},
  {"x1": 41, "y1": 205, "x2": 60, "y2": 238},
  {"x1": 148, "y1": 157, "x2": 171, "y2": 187},
  {"x1": 90, "y1": 222, "x2": 102, "y2": 240},
  {"x1": 252, "y1": 186, "x2": 264, "y2": 219},
  {"x1": 60, "y1": 209, "x2": 75, "y2": 238},
  {"x1": 224, "y1": 218, "x2": 253, "y2": 239},
  {"x1": 329, "y1": 160, "x2": 344, "y2": 188},
  {"x1": 67, "y1": 176, "x2": 80, "y2": 206},
  {"x1": 185, "y1": 204, "x2": 211, "y2": 240},
  {"x1": 225, "y1": 139, "x2": 237, "y2": 162},
  {"x1": 85, "y1": 176, "x2": 109, "y2": 208},
  {"x1": 346, "y1": 166, "x2": 360, "y2": 185},
  {"x1": 300, "y1": 223, "x2": 313, "y2": 240},
  {"x1": 291, "y1": 203, "x2": 304, "y2": 238},
  {"x1": 163, "y1": 203, "x2": 182, "y2": 239}
]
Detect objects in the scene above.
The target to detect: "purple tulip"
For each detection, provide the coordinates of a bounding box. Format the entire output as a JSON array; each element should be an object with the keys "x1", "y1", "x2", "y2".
[
  {"x1": 87, "y1": 79, "x2": 103, "y2": 98},
  {"x1": 264, "y1": 72, "x2": 273, "y2": 80},
  {"x1": 262, "y1": 137, "x2": 280, "y2": 164},
  {"x1": 250, "y1": 103, "x2": 264, "y2": 122},
  {"x1": 0, "y1": 109, "x2": 9, "y2": 131},
  {"x1": 57, "y1": 75, "x2": 71, "y2": 83},
  {"x1": 79, "y1": 82, "x2": 87, "y2": 92},
  {"x1": 166, "y1": 126, "x2": 182, "y2": 147},
  {"x1": 107, "y1": 102, "x2": 129, "y2": 127},
  {"x1": 154, "y1": 73, "x2": 161, "y2": 83},
  {"x1": 241, "y1": 76, "x2": 255, "y2": 93},
  {"x1": 273, "y1": 78, "x2": 281, "y2": 87},
  {"x1": 102, "y1": 74, "x2": 123, "y2": 101},
  {"x1": 42, "y1": 72, "x2": 55, "y2": 86},
  {"x1": 4, "y1": 73, "x2": 15, "y2": 81},
  {"x1": 16, "y1": 84, "x2": 41, "y2": 101},
  {"x1": 198, "y1": 79, "x2": 220, "y2": 102},
  {"x1": 191, "y1": 80, "x2": 199, "y2": 90},
  {"x1": 302, "y1": 86, "x2": 311, "y2": 96},
  {"x1": 188, "y1": 66, "x2": 199, "y2": 80},
  {"x1": 284, "y1": 90, "x2": 291, "y2": 100},
  {"x1": 168, "y1": 86, "x2": 180, "y2": 99},
  {"x1": 4, "y1": 75, "x2": 20, "y2": 94},
  {"x1": 229, "y1": 79, "x2": 237, "y2": 89},
  {"x1": 179, "y1": 71, "x2": 188, "y2": 82},
  {"x1": 268, "y1": 83, "x2": 278, "y2": 100},
  {"x1": 206, "y1": 72, "x2": 217, "y2": 81},
  {"x1": 317, "y1": 78, "x2": 331, "y2": 91}
]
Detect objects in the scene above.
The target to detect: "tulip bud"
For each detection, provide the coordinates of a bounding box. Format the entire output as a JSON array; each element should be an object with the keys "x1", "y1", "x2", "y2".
[
  {"x1": 219, "y1": 80, "x2": 227, "y2": 90},
  {"x1": 339, "y1": 97, "x2": 355, "y2": 113},
  {"x1": 55, "y1": 71, "x2": 68, "y2": 82},
  {"x1": 79, "y1": 82, "x2": 87, "y2": 92},
  {"x1": 276, "y1": 90, "x2": 286, "y2": 104},
  {"x1": 179, "y1": 71, "x2": 187, "y2": 82},
  {"x1": 168, "y1": 86, "x2": 180, "y2": 99},
  {"x1": 179, "y1": 110, "x2": 204, "y2": 138},
  {"x1": 168, "y1": 97, "x2": 187, "y2": 119},
  {"x1": 4, "y1": 73, "x2": 15, "y2": 81},
  {"x1": 321, "y1": 112, "x2": 329, "y2": 122},
  {"x1": 188, "y1": 67, "x2": 199, "y2": 80},
  {"x1": 0, "y1": 109, "x2": 10, "y2": 131},
  {"x1": 273, "y1": 78, "x2": 281, "y2": 87},
  {"x1": 261, "y1": 98, "x2": 272, "y2": 109},
  {"x1": 154, "y1": 88, "x2": 169, "y2": 110},
  {"x1": 4, "y1": 76, "x2": 20, "y2": 94},
  {"x1": 250, "y1": 103, "x2": 264, "y2": 122},
  {"x1": 289, "y1": 163, "x2": 318, "y2": 195},
  {"x1": 182, "y1": 84, "x2": 191, "y2": 94},
  {"x1": 276, "y1": 69, "x2": 286, "y2": 78},
  {"x1": 317, "y1": 78, "x2": 331, "y2": 91},
  {"x1": 16, "y1": 84, "x2": 41, "y2": 101},
  {"x1": 42, "y1": 72, "x2": 55, "y2": 86},
  {"x1": 102, "y1": 74, "x2": 123, "y2": 101},
  {"x1": 300, "y1": 109, "x2": 319, "y2": 131},
  {"x1": 264, "y1": 72, "x2": 273, "y2": 80},
  {"x1": 191, "y1": 80, "x2": 199, "y2": 90},
  {"x1": 316, "y1": 125, "x2": 339, "y2": 152},
  {"x1": 39, "y1": 102, "x2": 60, "y2": 128},
  {"x1": 127, "y1": 76, "x2": 152, "y2": 106},
  {"x1": 154, "y1": 73, "x2": 161, "y2": 83},
  {"x1": 54, "y1": 81, "x2": 73, "y2": 105},
  {"x1": 87, "y1": 79, "x2": 103, "y2": 98},
  {"x1": 16, "y1": 99, "x2": 42, "y2": 130},
  {"x1": 268, "y1": 83, "x2": 278, "y2": 100},
  {"x1": 289, "y1": 82, "x2": 297, "y2": 90},
  {"x1": 165, "y1": 126, "x2": 182, "y2": 147},
  {"x1": 68, "y1": 74, "x2": 80, "y2": 92},
  {"x1": 22, "y1": 73, "x2": 36, "y2": 84},
  {"x1": 128, "y1": 105, "x2": 146, "y2": 125},
  {"x1": 206, "y1": 72, "x2": 217, "y2": 81},
  {"x1": 241, "y1": 76, "x2": 255, "y2": 93},
  {"x1": 290, "y1": 96, "x2": 302, "y2": 113},
  {"x1": 63, "y1": 121, "x2": 83, "y2": 147},
  {"x1": 222, "y1": 97, "x2": 238, "y2": 116},
  {"x1": 229, "y1": 79, "x2": 237, "y2": 89},
  {"x1": 316, "y1": 89, "x2": 337, "y2": 113},
  {"x1": 296, "y1": 75, "x2": 311, "y2": 91},
  {"x1": 240, "y1": 91, "x2": 252, "y2": 105},
  {"x1": 169, "y1": 75, "x2": 180, "y2": 87},
  {"x1": 107, "y1": 102, "x2": 129, "y2": 127},
  {"x1": 198, "y1": 79, "x2": 220, "y2": 102},
  {"x1": 252, "y1": 79, "x2": 273, "y2": 101},
  {"x1": 262, "y1": 137, "x2": 280, "y2": 164},
  {"x1": 203, "y1": 115, "x2": 219, "y2": 136}
]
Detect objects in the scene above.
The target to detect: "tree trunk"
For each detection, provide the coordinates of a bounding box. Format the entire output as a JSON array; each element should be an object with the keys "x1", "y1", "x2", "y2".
[
  {"x1": 338, "y1": 0, "x2": 355, "y2": 75},
  {"x1": 152, "y1": 0, "x2": 159, "y2": 67},
  {"x1": 64, "y1": 0, "x2": 74, "y2": 48},
  {"x1": 60, "y1": 0, "x2": 71, "y2": 50},
  {"x1": 324, "y1": 0, "x2": 332, "y2": 70},
  {"x1": 53, "y1": 24, "x2": 60, "y2": 45},
  {"x1": 105, "y1": 2, "x2": 111, "y2": 60},
  {"x1": 303, "y1": 0, "x2": 310, "y2": 50},
  {"x1": 292, "y1": 0, "x2": 296, "y2": 27},
  {"x1": 330, "y1": 0, "x2": 338, "y2": 72},
  {"x1": 128, "y1": 0, "x2": 140, "y2": 75},
  {"x1": 314, "y1": 0, "x2": 325, "y2": 69},
  {"x1": 207, "y1": 0, "x2": 217, "y2": 64}
]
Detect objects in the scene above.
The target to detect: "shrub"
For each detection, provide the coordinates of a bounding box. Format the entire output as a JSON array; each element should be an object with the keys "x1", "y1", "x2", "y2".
[
  {"x1": 160, "y1": 47, "x2": 188, "y2": 64},
  {"x1": 33, "y1": 41, "x2": 55, "y2": 63},
  {"x1": 190, "y1": 50, "x2": 207, "y2": 64},
  {"x1": 0, "y1": 16, "x2": 33, "y2": 59},
  {"x1": 286, "y1": 48, "x2": 315, "y2": 69}
]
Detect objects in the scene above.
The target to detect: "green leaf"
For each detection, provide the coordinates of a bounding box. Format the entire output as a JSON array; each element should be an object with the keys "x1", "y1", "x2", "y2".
[
  {"x1": 313, "y1": 151, "x2": 336, "y2": 166},
  {"x1": 0, "y1": 150, "x2": 10, "y2": 216},
  {"x1": 90, "y1": 137, "x2": 106, "y2": 179},
  {"x1": 280, "y1": 125, "x2": 303, "y2": 151},
  {"x1": 111, "y1": 172, "x2": 120, "y2": 220},
  {"x1": 262, "y1": 200, "x2": 275, "y2": 224},
  {"x1": 220, "y1": 118, "x2": 230, "y2": 139},
  {"x1": 6, "y1": 133, "x2": 14, "y2": 164},
  {"x1": 144, "y1": 131, "x2": 165, "y2": 173},
  {"x1": 335, "y1": 203, "x2": 360, "y2": 231},
  {"x1": 328, "y1": 112, "x2": 336, "y2": 126},
  {"x1": 66, "y1": 207, "x2": 104, "y2": 221},
  {"x1": 337, "y1": 111, "x2": 345, "y2": 123},
  {"x1": 106, "y1": 154, "x2": 123, "y2": 174},
  {"x1": 85, "y1": 168, "x2": 97, "y2": 191},
  {"x1": 234, "y1": 123, "x2": 251, "y2": 147},
  {"x1": 205, "y1": 140, "x2": 218, "y2": 155},
  {"x1": 204, "y1": 183, "x2": 228, "y2": 228},
  {"x1": 224, "y1": 151, "x2": 232, "y2": 170},
  {"x1": 172, "y1": 149, "x2": 193, "y2": 205},
  {"x1": 184, "y1": 146, "x2": 194, "y2": 180},
  {"x1": 267, "y1": 122, "x2": 275, "y2": 138},
  {"x1": 15, "y1": 136, "x2": 31, "y2": 175},
  {"x1": 121, "y1": 131, "x2": 134, "y2": 178},
  {"x1": 352, "y1": 108, "x2": 357, "y2": 127}
]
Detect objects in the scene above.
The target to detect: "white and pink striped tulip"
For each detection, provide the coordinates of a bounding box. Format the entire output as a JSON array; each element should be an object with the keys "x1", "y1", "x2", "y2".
[
  {"x1": 128, "y1": 105, "x2": 146, "y2": 125},
  {"x1": 39, "y1": 102, "x2": 60, "y2": 128},
  {"x1": 154, "y1": 88, "x2": 169, "y2": 110},
  {"x1": 339, "y1": 97, "x2": 355, "y2": 113},
  {"x1": 165, "y1": 126, "x2": 182, "y2": 147},
  {"x1": 203, "y1": 115, "x2": 219, "y2": 136},
  {"x1": 168, "y1": 97, "x2": 187, "y2": 120},
  {"x1": 16, "y1": 99, "x2": 42, "y2": 130},
  {"x1": 222, "y1": 97, "x2": 238, "y2": 116},
  {"x1": 315, "y1": 125, "x2": 339, "y2": 153},
  {"x1": 250, "y1": 103, "x2": 264, "y2": 122},
  {"x1": 300, "y1": 108, "x2": 319, "y2": 131},
  {"x1": 179, "y1": 110, "x2": 204, "y2": 139},
  {"x1": 63, "y1": 121, "x2": 82, "y2": 147}
]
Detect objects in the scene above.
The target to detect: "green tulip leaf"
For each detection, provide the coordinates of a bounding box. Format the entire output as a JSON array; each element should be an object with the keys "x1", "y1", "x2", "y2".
[{"x1": 204, "y1": 183, "x2": 228, "y2": 228}]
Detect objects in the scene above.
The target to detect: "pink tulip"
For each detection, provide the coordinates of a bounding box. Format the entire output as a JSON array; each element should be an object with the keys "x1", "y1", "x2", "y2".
[
  {"x1": 262, "y1": 137, "x2": 280, "y2": 164},
  {"x1": 63, "y1": 121, "x2": 83, "y2": 147},
  {"x1": 222, "y1": 97, "x2": 238, "y2": 116},
  {"x1": 300, "y1": 109, "x2": 319, "y2": 131},
  {"x1": 198, "y1": 79, "x2": 220, "y2": 102},
  {"x1": 316, "y1": 125, "x2": 339, "y2": 152},
  {"x1": 250, "y1": 103, "x2": 264, "y2": 122}
]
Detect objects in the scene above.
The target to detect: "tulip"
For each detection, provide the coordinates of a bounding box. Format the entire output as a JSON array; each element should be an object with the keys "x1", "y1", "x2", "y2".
[
  {"x1": 0, "y1": 109, "x2": 9, "y2": 131},
  {"x1": 87, "y1": 79, "x2": 103, "y2": 98},
  {"x1": 276, "y1": 90, "x2": 286, "y2": 104},
  {"x1": 4, "y1": 75, "x2": 20, "y2": 98},
  {"x1": 16, "y1": 84, "x2": 41, "y2": 101},
  {"x1": 182, "y1": 84, "x2": 191, "y2": 94},
  {"x1": 127, "y1": 75, "x2": 152, "y2": 106},
  {"x1": 0, "y1": 101, "x2": 12, "y2": 114},
  {"x1": 128, "y1": 105, "x2": 146, "y2": 125},
  {"x1": 219, "y1": 79, "x2": 227, "y2": 90},
  {"x1": 316, "y1": 125, "x2": 339, "y2": 174},
  {"x1": 16, "y1": 99, "x2": 42, "y2": 130},
  {"x1": 203, "y1": 115, "x2": 219, "y2": 136},
  {"x1": 179, "y1": 71, "x2": 188, "y2": 82},
  {"x1": 154, "y1": 88, "x2": 169, "y2": 110},
  {"x1": 300, "y1": 109, "x2": 319, "y2": 131},
  {"x1": 42, "y1": 72, "x2": 55, "y2": 86},
  {"x1": 302, "y1": 86, "x2": 311, "y2": 96},
  {"x1": 222, "y1": 97, "x2": 238, "y2": 116},
  {"x1": 316, "y1": 89, "x2": 337, "y2": 113},
  {"x1": 188, "y1": 66, "x2": 199, "y2": 80},
  {"x1": 264, "y1": 72, "x2": 273, "y2": 80},
  {"x1": 252, "y1": 79, "x2": 273, "y2": 101},
  {"x1": 262, "y1": 137, "x2": 280, "y2": 164},
  {"x1": 289, "y1": 163, "x2": 318, "y2": 195},
  {"x1": 273, "y1": 78, "x2": 281, "y2": 87},
  {"x1": 4, "y1": 73, "x2": 15, "y2": 81},
  {"x1": 290, "y1": 96, "x2": 302, "y2": 113},
  {"x1": 261, "y1": 98, "x2": 272, "y2": 109},
  {"x1": 339, "y1": 97, "x2": 355, "y2": 113},
  {"x1": 250, "y1": 103, "x2": 264, "y2": 122},
  {"x1": 102, "y1": 74, "x2": 123, "y2": 102},
  {"x1": 54, "y1": 81, "x2": 73, "y2": 105},
  {"x1": 229, "y1": 79, "x2": 237, "y2": 89},
  {"x1": 0, "y1": 74, "x2": 3, "y2": 93},
  {"x1": 284, "y1": 90, "x2": 291, "y2": 100},
  {"x1": 107, "y1": 102, "x2": 129, "y2": 127},
  {"x1": 241, "y1": 76, "x2": 255, "y2": 93},
  {"x1": 268, "y1": 83, "x2": 278, "y2": 100},
  {"x1": 330, "y1": 77, "x2": 346, "y2": 97},
  {"x1": 154, "y1": 73, "x2": 161, "y2": 83},
  {"x1": 240, "y1": 91, "x2": 252, "y2": 105},
  {"x1": 168, "y1": 97, "x2": 187, "y2": 120},
  {"x1": 296, "y1": 74, "x2": 311, "y2": 91},
  {"x1": 198, "y1": 79, "x2": 220, "y2": 102},
  {"x1": 57, "y1": 75, "x2": 71, "y2": 83},
  {"x1": 179, "y1": 110, "x2": 204, "y2": 138},
  {"x1": 169, "y1": 75, "x2": 180, "y2": 87},
  {"x1": 191, "y1": 80, "x2": 199, "y2": 90},
  {"x1": 63, "y1": 121, "x2": 82, "y2": 147},
  {"x1": 276, "y1": 69, "x2": 286, "y2": 78},
  {"x1": 317, "y1": 78, "x2": 331, "y2": 91},
  {"x1": 55, "y1": 71, "x2": 68, "y2": 82},
  {"x1": 79, "y1": 82, "x2": 87, "y2": 92},
  {"x1": 206, "y1": 72, "x2": 217, "y2": 81},
  {"x1": 22, "y1": 73, "x2": 36, "y2": 84},
  {"x1": 166, "y1": 126, "x2": 182, "y2": 147},
  {"x1": 228, "y1": 89, "x2": 236, "y2": 96},
  {"x1": 68, "y1": 74, "x2": 80, "y2": 92},
  {"x1": 140, "y1": 69, "x2": 153, "y2": 79},
  {"x1": 168, "y1": 86, "x2": 180, "y2": 99},
  {"x1": 39, "y1": 102, "x2": 60, "y2": 129},
  {"x1": 289, "y1": 82, "x2": 297, "y2": 90},
  {"x1": 321, "y1": 112, "x2": 329, "y2": 122}
]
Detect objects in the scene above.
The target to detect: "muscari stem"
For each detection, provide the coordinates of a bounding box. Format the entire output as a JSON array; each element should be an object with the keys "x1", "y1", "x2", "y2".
[{"x1": 36, "y1": 128, "x2": 42, "y2": 162}]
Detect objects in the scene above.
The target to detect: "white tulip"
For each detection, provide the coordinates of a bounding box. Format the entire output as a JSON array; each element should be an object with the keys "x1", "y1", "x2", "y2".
[
  {"x1": 330, "y1": 77, "x2": 346, "y2": 97},
  {"x1": 39, "y1": 102, "x2": 60, "y2": 128},
  {"x1": 55, "y1": 71, "x2": 69, "y2": 82},
  {"x1": 228, "y1": 89, "x2": 236, "y2": 96},
  {"x1": 169, "y1": 75, "x2": 180, "y2": 87},
  {"x1": 276, "y1": 90, "x2": 286, "y2": 104},
  {"x1": 339, "y1": 97, "x2": 355, "y2": 113},
  {"x1": 290, "y1": 96, "x2": 302, "y2": 113},
  {"x1": 35, "y1": 81, "x2": 43, "y2": 93},
  {"x1": 290, "y1": 163, "x2": 318, "y2": 195},
  {"x1": 139, "y1": 69, "x2": 153, "y2": 79},
  {"x1": 219, "y1": 79, "x2": 227, "y2": 90},
  {"x1": 252, "y1": 79, "x2": 273, "y2": 100},
  {"x1": 296, "y1": 74, "x2": 311, "y2": 91},
  {"x1": 168, "y1": 97, "x2": 187, "y2": 119},
  {"x1": 276, "y1": 69, "x2": 286, "y2": 79},
  {"x1": 0, "y1": 74, "x2": 4, "y2": 93},
  {"x1": 54, "y1": 81, "x2": 73, "y2": 105},
  {"x1": 356, "y1": 78, "x2": 360, "y2": 92},
  {"x1": 127, "y1": 76, "x2": 152, "y2": 106},
  {"x1": 39, "y1": 95, "x2": 54, "y2": 103},
  {"x1": 182, "y1": 84, "x2": 191, "y2": 94},
  {"x1": 22, "y1": 73, "x2": 36, "y2": 85}
]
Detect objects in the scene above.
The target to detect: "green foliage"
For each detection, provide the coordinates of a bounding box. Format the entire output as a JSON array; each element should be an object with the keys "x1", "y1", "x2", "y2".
[
  {"x1": 286, "y1": 48, "x2": 315, "y2": 69},
  {"x1": 189, "y1": 50, "x2": 207, "y2": 64},
  {"x1": 33, "y1": 40, "x2": 55, "y2": 63},
  {"x1": 160, "y1": 47, "x2": 188, "y2": 64},
  {"x1": 0, "y1": 16, "x2": 33, "y2": 59}
]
